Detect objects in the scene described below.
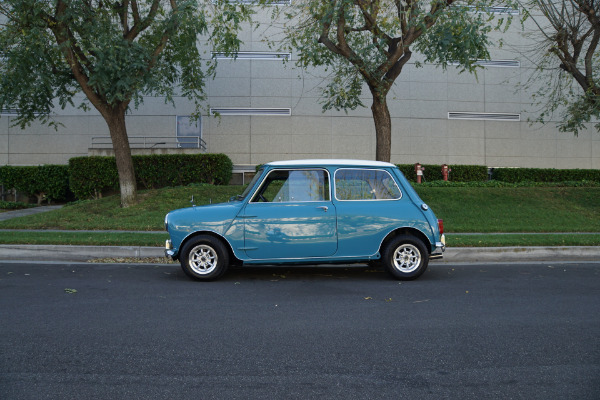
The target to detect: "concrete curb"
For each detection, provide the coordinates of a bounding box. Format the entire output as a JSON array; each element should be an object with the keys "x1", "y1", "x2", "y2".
[
  {"x1": 0, "y1": 244, "x2": 598, "y2": 263},
  {"x1": 432, "y1": 246, "x2": 600, "y2": 263},
  {"x1": 0, "y1": 244, "x2": 163, "y2": 262}
]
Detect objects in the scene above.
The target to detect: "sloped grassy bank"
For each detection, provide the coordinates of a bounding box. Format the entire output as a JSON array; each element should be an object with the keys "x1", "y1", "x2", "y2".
[{"x1": 0, "y1": 183, "x2": 598, "y2": 247}]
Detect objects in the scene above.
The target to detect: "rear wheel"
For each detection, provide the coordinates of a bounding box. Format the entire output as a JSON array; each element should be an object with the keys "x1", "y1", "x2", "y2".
[
  {"x1": 382, "y1": 235, "x2": 429, "y2": 280},
  {"x1": 180, "y1": 235, "x2": 229, "y2": 281}
]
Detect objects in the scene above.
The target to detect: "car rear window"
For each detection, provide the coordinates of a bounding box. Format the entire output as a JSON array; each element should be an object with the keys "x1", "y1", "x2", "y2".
[{"x1": 335, "y1": 169, "x2": 401, "y2": 200}]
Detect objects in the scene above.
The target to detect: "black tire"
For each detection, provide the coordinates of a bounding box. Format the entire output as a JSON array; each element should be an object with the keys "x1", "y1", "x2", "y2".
[
  {"x1": 180, "y1": 235, "x2": 229, "y2": 281},
  {"x1": 382, "y1": 235, "x2": 429, "y2": 280}
]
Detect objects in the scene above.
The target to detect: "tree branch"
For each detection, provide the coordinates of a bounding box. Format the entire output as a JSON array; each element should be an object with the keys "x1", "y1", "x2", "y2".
[
  {"x1": 50, "y1": 0, "x2": 108, "y2": 114},
  {"x1": 124, "y1": 0, "x2": 161, "y2": 41}
]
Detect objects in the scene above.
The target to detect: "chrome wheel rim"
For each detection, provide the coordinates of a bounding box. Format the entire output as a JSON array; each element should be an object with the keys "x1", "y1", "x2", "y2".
[
  {"x1": 188, "y1": 244, "x2": 218, "y2": 275},
  {"x1": 392, "y1": 244, "x2": 421, "y2": 273}
]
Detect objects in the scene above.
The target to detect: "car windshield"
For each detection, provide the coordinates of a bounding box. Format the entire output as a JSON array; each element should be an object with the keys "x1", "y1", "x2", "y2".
[{"x1": 234, "y1": 168, "x2": 264, "y2": 201}]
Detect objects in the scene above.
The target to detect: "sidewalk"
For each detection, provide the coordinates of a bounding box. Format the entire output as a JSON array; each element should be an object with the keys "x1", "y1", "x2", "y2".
[
  {"x1": 0, "y1": 205, "x2": 64, "y2": 221},
  {"x1": 0, "y1": 243, "x2": 598, "y2": 264}
]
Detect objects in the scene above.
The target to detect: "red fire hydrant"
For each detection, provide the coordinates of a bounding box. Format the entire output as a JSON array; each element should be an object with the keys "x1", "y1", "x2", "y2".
[
  {"x1": 441, "y1": 164, "x2": 451, "y2": 181},
  {"x1": 414, "y1": 163, "x2": 425, "y2": 184}
]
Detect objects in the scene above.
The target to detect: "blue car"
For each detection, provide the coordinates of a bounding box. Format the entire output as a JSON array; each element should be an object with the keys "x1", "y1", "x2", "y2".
[{"x1": 165, "y1": 160, "x2": 445, "y2": 280}]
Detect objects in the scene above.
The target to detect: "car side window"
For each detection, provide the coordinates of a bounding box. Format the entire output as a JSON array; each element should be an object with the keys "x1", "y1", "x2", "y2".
[
  {"x1": 251, "y1": 169, "x2": 330, "y2": 203},
  {"x1": 335, "y1": 169, "x2": 402, "y2": 200}
]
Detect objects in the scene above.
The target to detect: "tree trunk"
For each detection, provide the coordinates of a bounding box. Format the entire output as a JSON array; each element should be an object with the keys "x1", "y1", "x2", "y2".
[
  {"x1": 104, "y1": 109, "x2": 137, "y2": 208},
  {"x1": 371, "y1": 96, "x2": 392, "y2": 162}
]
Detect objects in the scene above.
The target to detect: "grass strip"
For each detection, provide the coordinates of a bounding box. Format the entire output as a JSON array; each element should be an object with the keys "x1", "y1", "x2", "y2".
[
  {"x1": 449, "y1": 234, "x2": 600, "y2": 247},
  {"x1": 0, "y1": 231, "x2": 598, "y2": 248},
  {"x1": 0, "y1": 231, "x2": 169, "y2": 246}
]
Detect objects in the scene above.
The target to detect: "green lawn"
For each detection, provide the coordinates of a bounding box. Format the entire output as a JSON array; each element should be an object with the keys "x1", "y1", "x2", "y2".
[
  {"x1": 0, "y1": 184, "x2": 242, "y2": 231},
  {"x1": 0, "y1": 184, "x2": 598, "y2": 247},
  {"x1": 0, "y1": 231, "x2": 168, "y2": 246},
  {"x1": 0, "y1": 231, "x2": 597, "y2": 247},
  {"x1": 417, "y1": 186, "x2": 600, "y2": 233}
]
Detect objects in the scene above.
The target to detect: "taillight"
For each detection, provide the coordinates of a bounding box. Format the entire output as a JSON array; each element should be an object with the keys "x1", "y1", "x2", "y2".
[{"x1": 438, "y1": 219, "x2": 444, "y2": 235}]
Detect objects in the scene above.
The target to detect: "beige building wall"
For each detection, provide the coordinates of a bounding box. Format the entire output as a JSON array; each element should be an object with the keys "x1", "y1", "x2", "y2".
[{"x1": 0, "y1": 8, "x2": 598, "y2": 169}]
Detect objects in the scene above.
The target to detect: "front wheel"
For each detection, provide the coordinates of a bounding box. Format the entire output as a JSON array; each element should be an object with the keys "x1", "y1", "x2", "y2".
[
  {"x1": 382, "y1": 235, "x2": 429, "y2": 280},
  {"x1": 180, "y1": 235, "x2": 229, "y2": 281}
]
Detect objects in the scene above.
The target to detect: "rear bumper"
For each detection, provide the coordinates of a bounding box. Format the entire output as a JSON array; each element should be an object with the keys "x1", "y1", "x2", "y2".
[{"x1": 430, "y1": 235, "x2": 446, "y2": 260}]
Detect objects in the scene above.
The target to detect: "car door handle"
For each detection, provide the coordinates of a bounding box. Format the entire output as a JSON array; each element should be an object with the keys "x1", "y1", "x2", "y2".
[{"x1": 317, "y1": 206, "x2": 329, "y2": 212}]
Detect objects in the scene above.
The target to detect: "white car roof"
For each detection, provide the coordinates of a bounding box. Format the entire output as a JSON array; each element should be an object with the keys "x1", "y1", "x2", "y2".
[{"x1": 265, "y1": 159, "x2": 396, "y2": 168}]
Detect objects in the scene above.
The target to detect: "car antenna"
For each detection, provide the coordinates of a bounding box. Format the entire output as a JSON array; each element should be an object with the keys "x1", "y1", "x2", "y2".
[{"x1": 190, "y1": 195, "x2": 196, "y2": 207}]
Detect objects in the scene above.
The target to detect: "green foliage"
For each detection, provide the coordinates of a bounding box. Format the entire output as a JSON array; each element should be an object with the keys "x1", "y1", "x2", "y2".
[
  {"x1": 516, "y1": 0, "x2": 599, "y2": 135},
  {"x1": 69, "y1": 154, "x2": 233, "y2": 200},
  {"x1": 397, "y1": 164, "x2": 488, "y2": 182},
  {"x1": 491, "y1": 168, "x2": 600, "y2": 183},
  {"x1": 135, "y1": 153, "x2": 233, "y2": 188},
  {"x1": 557, "y1": 91, "x2": 600, "y2": 135},
  {"x1": 0, "y1": 201, "x2": 35, "y2": 210},
  {"x1": 0, "y1": 0, "x2": 254, "y2": 127},
  {"x1": 0, "y1": 0, "x2": 252, "y2": 206},
  {"x1": 68, "y1": 157, "x2": 119, "y2": 200},
  {"x1": 414, "y1": 4, "x2": 492, "y2": 73},
  {"x1": 0, "y1": 165, "x2": 71, "y2": 204},
  {"x1": 398, "y1": 165, "x2": 600, "y2": 184},
  {"x1": 415, "y1": 180, "x2": 600, "y2": 188},
  {"x1": 272, "y1": 0, "x2": 511, "y2": 110}
]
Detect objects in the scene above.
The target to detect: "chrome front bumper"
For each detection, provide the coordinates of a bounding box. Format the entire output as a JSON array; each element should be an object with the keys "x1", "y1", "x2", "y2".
[{"x1": 165, "y1": 239, "x2": 176, "y2": 260}]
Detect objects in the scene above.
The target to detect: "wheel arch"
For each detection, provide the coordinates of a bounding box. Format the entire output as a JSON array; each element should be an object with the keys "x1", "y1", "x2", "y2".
[
  {"x1": 380, "y1": 227, "x2": 432, "y2": 256},
  {"x1": 179, "y1": 231, "x2": 241, "y2": 266}
]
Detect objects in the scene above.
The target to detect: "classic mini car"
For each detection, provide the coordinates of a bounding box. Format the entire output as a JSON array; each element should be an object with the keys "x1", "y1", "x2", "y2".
[{"x1": 165, "y1": 160, "x2": 445, "y2": 281}]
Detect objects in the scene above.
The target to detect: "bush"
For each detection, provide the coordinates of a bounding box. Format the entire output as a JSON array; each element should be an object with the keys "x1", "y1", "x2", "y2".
[
  {"x1": 0, "y1": 200, "x2": 34, "y2": 210},
  {"x1": 397, "y1": 164, "x2": 488, "y2": 182},
  {"x1": 0, "y1": 165, "x2": 71, "y2": 204},
  {"x1": 413, "y1": 180, "x2": 600, "y2": 188},
  {"x1": 69, "y1": 153, "x2": 233, "y2": 200},
  {"x1": 492, "y1": 168, "x2": 600, "y2": 183},
  {"x1": 68, "y1": 157, "x2": 119, "y2": 200},
  {"x1": 135, "y1": 153, "x2": 232, "y2": 188}
]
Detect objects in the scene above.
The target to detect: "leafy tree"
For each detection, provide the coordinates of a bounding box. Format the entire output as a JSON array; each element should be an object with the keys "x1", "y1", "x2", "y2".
[
  {"x1": 517, "y1": 0, "x2": 599, "y2": 135},
  {"x1": 270, "y1": 0, "x2": 511, "y2": 162},
  {"x1": 0, "y1": 0, "x2": 251, "y2": 207}
]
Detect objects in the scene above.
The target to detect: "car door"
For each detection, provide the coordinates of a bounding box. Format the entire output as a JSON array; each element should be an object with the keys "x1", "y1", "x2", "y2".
[
  {"x1": 242, "y1": 168, "x2": 338, "y2": 260},
  {"x1": 333, "y1": 168, "x2": 409, "y2": 257}
]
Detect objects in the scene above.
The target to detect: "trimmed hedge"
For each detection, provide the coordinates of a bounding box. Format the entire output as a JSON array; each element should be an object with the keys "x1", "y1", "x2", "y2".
[
  {"x1": 0, "y1": 165, "x2": 71, "y2": 204},
  {"x1": 491, "y1": 168, "x2": 600, "y2": 183},
  {"x1": 134, "y1": 153, "x2": 233, "y2": 189},
  {"x1": 69, "y1": 153, "x2": 233, "y2": 200},
  {"x1": 397, "y1": 164, "x2": 488, "y2": 182},
  {"x1": 68, "y1": 157, "x2": 119, "y2": 200}
]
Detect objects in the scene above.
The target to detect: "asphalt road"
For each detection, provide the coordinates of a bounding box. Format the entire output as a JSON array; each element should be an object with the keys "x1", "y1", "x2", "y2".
[{"x1": 1, "y1": 261, "x2": 599, "y2": 400}]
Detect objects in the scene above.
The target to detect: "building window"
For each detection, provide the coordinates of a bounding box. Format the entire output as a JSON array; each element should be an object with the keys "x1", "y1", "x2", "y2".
[
  {"x1": 464, "y1": 5, "x2": 519, "y2": 15},
  {"x1": 0, "y1": 108, "x2": 19, "y2": 116},
  {"x1": 448, "y1": 112, "x2": 521, "y2": 121},
  {"x1": 224, "y1": 0, "x2": 291, "y2": 5},
  {"x1": 176, "y1": 116, "x2": 203, "y2": 148},
  {"x1": 212, "y1": 51, "x2": 291, "y2": 61},
  {"x1": 450, "y1": 60, "x2": 520, "y2": 68},
  {"x1": 210, "y1": 108, "x2": 291, "y2": 116}
]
